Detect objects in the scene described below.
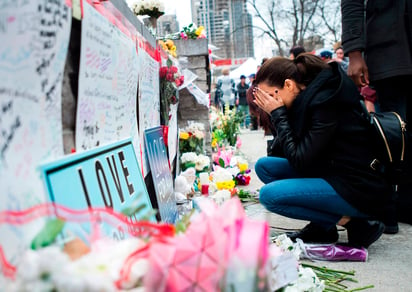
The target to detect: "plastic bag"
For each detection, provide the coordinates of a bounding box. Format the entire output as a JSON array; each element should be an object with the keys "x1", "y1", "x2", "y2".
[{"x1": 297, "y1": 239, "x2": 368, "y2": 262}]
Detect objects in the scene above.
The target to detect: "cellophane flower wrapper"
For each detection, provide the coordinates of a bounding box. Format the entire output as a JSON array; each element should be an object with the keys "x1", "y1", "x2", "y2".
[
  {"x1": 0, "y1": 202, "x2": 175, "y2": 291},
  {"x1": 297, "y1": 239, "x2": 368, "y2": 262},
  {"x1": 144, "y1": 198, "x2": 270, "y2": 291}
]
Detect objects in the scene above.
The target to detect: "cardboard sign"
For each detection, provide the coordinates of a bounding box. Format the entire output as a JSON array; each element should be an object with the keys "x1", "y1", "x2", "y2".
[
  {"x1": 41, "y1": 139, "x2": 155, "y2": 222},
  {"x1": 144, "y1": 127, "x2": 177, "y2": 223}
]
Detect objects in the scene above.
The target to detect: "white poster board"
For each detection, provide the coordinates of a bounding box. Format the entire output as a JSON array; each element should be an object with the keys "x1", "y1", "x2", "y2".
[
  {"x1": 0, "y1": 0, "x2": 71, "y2": 263},
  {"x1": 76, "y1": 2, "x2": 141, "y2": 169},
  {"x1": 137, "y1": 48, "x2": 160, "y2": 176},
  {"x1": 168, "y1": 103, "x2": 178, "y2": 163}
]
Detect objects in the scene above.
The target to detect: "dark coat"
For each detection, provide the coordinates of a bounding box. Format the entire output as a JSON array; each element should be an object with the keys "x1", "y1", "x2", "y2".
[
  {"x1": 341, "y1": 0, "x2": 412, "y2": 81},
  {"x1": 270, "y1": 62, "x2": 392, "y2": 218}
]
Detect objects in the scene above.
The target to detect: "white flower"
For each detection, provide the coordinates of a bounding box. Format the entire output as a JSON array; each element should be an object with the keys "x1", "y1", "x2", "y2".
[
  {"x1": 195, "y1": 154, "x2": 210, "y2": 171},
  {"x1": 186, "y1": 122, "x2": 205, "y2": 133},
  {"x1": 284, "y1": 266, "x2": 325, "y2": 292},
  {"x1": 9, "y1": 246, "x2": 71, "y2": 292},
  {"x1": 210, "y1": 190, "x2": 231, "y2": 205},
  {"x1": 127, "y1": 0, "x2": 164, "y2": 16},
  {"x1": 211, "y1": 167, "x2": 233, "y2": 182},
  {"x1": 7, "y1": 238, "x2": 148, "y2": 291},
  {"x1": 181, "y1": 152, "x2": 198, "y2": 164}
]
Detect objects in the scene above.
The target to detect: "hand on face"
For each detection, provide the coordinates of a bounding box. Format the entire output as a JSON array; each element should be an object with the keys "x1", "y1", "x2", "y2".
[{"x1": 252, "y1": 86, "x2": 284, "y2": 114}]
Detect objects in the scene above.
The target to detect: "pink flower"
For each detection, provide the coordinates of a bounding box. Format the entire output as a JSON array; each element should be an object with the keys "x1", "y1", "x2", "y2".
[{"x1": 236, "y1": 137, "x2": 242, "y2": 149}]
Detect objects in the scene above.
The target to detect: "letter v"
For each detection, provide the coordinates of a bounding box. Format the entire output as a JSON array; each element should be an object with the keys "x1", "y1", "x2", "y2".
[{"x1": 107, "y1": 154, "x2": 125, "y2": 203}]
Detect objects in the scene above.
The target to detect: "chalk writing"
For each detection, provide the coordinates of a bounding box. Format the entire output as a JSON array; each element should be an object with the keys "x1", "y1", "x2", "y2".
[
  {"x1": 76, "y1": 2, "x2": 141, "y2": 167},
  {"x1": 137, "y1": 48, "x2": 160, "y2": 176},
  {"x1": 0, "y1": 0, "x2": 71, "y2": 265}
]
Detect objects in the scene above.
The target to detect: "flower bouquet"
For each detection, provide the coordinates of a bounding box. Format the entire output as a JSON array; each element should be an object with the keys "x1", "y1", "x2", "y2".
[
  {"x1": 210, "y1": 105, "x2": 243, "y2": 147},
  {"x1": 180, "y1": 152, "x2": 210, "y2": 173},
  {"x1": 233, "y1": 156, "x2": 251, "y2": 186},
  {"x1": 178, "y1": 23, "x2": 206, "y2": 39},
  {"x1": 160, "y1": 59, "x2": 184, "y2": 125},
  {"x1": 179, "y1": 122, "x2": 205, "y2": 154},
  {"x1": 128, "y1": 0, "x2": 165, "y2": 18},
  {"x1": 158, "y1": 39, "x2": 177, "y2": 58}
]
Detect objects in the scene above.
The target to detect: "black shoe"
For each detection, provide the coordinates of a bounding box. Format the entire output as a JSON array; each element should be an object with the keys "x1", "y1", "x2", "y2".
[
  {"x1": 383, "y1": 222, "x2": 399, "y2": 234},
  {"x1": 286, "y1": 222, "x2": 339, "y2": 244},
  {"x1": 344, "y1": 219, "x2": 385, "y2": 248}
]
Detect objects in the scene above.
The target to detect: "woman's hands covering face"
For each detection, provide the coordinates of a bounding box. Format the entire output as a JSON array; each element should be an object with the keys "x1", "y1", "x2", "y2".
[{"x1": 253, "y1": 86, "x2": 285, "y2": 114}]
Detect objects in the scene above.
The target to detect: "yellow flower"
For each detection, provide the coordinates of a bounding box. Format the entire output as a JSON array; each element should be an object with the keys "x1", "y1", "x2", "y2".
[
  {"x1": 211, "y1": 139, "x2": 217, "y2": 148},
  {"x1": 195, "y1": 26, "x2": 204, "y2": 36},
  {"x1": 216, "y1": 180, "x2": 235, "y2": 190},
  {"x1": 170, "y1": 45, "x2": 176, "y2": 51},
  {"x1": 166, "y1": 39, "x2": 174, "y2": 48},
  {"x1": 180, "y1": 132, "x2": 189, "y2": 140},
  {"x1": 238, "y1": 163, "x2": 249, "y2": 173}
]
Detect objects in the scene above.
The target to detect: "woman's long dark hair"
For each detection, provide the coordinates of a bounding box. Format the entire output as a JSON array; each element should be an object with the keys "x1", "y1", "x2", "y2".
[{"x1": 248, "y1": 53, "x2": 329, "y2": 132}]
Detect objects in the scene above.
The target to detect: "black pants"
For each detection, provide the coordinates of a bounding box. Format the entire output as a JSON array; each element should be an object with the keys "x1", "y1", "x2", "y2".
[
  {"x1": 373, "y1": 75, "x2": 412, "y2": 122},
  {"x1": 373, "y1": 75, "x2": 412, "y2": 224}
]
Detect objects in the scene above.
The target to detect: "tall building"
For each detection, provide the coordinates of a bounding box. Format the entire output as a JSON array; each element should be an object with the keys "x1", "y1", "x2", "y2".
[
  {"x1": 157, "y1": 15, "x2": 180, "y2": 37},
  {"x1": 192, "y1": 0, "x2": 254, "y2": 60}
]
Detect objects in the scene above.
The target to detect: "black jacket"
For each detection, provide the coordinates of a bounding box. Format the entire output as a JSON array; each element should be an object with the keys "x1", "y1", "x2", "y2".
[
  {"x1": 341, "y1": 0, "x2": 412, "y2": 81},
  {"x1": 270, "y1": 62, "x2": 392, "y2": 218}
]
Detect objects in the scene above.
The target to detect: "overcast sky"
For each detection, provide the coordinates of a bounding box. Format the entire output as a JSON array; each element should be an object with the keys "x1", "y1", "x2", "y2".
[{"x1": 164, "y1": 0, "x2": 193, "y2": 29}]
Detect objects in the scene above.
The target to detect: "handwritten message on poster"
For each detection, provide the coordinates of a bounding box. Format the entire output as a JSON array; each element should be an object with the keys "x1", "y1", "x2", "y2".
[
  {"x1": 0, "y1": 0, "x2": 71, "y2": 262},
  {"x1": 137, "y1": 48, "x2": 160, "y2": 176},
  {"x1": 76, "y1": 2, "x2": 141, "y2": 170}
]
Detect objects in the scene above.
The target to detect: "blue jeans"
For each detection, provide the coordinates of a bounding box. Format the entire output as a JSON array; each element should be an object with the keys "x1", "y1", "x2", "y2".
[{"x1": 255, "y1": 157, "x2": 367, "y2": 229}]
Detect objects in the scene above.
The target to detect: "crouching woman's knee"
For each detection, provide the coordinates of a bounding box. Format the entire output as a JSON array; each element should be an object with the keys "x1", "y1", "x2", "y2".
[{"x1": 259, "y1": 184, "x2": 276, "y2": 211}]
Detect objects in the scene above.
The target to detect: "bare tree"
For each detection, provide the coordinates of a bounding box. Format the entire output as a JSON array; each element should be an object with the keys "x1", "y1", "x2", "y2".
[
  {"x1": 247, "y1": 0, "x2": 288, "y2": 56},
  {"x1": 317, "y1": 0, "x2": 341, "y2": 44},
  {"x1": 246, "y1": 0, "x2": 340, "y2": 56}
]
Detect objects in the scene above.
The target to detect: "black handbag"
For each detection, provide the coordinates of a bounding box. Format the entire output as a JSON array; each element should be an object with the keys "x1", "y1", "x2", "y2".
[
  {"x1": 369, "y1": 111, "x2": 406, "y2": 166},
  {"x1": 366, "y1": 110, "x2": 410, "y2": 185}
]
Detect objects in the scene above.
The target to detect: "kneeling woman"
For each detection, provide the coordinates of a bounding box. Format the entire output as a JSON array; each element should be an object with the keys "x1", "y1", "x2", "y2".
[{"x1": 253, "y1": 54, "x2": 391, "y2": 248}]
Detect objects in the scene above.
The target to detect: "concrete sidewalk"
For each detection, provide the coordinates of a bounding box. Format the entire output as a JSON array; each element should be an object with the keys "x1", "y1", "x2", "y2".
[{"x1": 237, "y1": 128, "x2": 412, "y2": 291}]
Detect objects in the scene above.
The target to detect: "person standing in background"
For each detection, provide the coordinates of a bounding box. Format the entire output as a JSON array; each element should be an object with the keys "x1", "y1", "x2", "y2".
[
  {"x1": 216, "y1": 68, "x2": 236, "y2": 113},
  {"x1": 236, "y1": 75, "x2": 250, "y2": 128},
  {"x1": 289, "y1": 46, "x2": 306, "y2": 60},
  {"x1": 342, "y1": 0, "x2": 412, "y2": 234},
  {"x1": 248, "y1": 73, "x2": 259, "y2": 130},
  {"x1": 334, "y1": 46, "x2": 349, "y2": 73}
]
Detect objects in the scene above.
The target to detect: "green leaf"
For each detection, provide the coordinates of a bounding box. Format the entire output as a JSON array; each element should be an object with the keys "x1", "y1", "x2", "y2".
[
  {"x1": 219, "y1": 157, "x2": 225, "y2": 167},
  {"x1": 31, "y1": 218, "x2": 65, "y2": 250}
]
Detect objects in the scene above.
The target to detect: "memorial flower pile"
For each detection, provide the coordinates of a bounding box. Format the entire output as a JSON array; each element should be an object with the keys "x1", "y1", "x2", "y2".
[
  {"x1": 179, "y1": 122, "x2": 205, "y2": 155},
  {"x1": 128, "y1": 0, "x2": 165, "y2": 18},
  {"x1": 1, "y1": 200, "x2": 309, "y2": 292}
]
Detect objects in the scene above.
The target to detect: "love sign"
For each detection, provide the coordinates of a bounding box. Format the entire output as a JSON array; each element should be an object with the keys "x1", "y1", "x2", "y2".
[{"x1": 41, "y1": 139, "x2": 155, "y2": 222}]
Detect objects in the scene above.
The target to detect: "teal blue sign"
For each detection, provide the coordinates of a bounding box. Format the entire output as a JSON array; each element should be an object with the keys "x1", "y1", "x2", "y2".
[{"x1": 41, "y1": 139, "x2": 155, "y2": 222}]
